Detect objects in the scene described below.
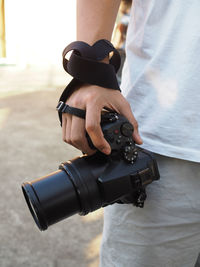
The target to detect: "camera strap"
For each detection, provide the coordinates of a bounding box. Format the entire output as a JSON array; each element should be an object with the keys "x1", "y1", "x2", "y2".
[
  {"x1": 56, "y1": 101, "x2": 86, "y2": 119},
  {"x1": 62, "y1": 39, "x2": 121, "y2": 87},
  {"x1": 56, "y1": 102, "x2": 118, "y2": 121},
  {"x1": 60, "y1": 39, "x2": 121, "y2": 100},
  {"x1": 57, "y1": 39, "x2": 121, "y2": 125}
]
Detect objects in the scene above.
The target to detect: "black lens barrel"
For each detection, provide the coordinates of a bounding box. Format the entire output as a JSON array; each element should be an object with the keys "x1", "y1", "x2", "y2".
[
  {"x1": 60, "y1": 154, "x2": 106, "y2": 216},
  {"x1": 21, "y1": 154, "x2": 107, "y2": 231},
  {"x1": 22, "y1": 169, "x2": 81, "y2": 231}
]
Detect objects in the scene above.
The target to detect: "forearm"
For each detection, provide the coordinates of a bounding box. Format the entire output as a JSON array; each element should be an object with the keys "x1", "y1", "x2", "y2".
[
  {"x1": 62, "y1": 0, "x2": 143, "y2": 155},
  {"x1": 77, "y1": 0, "x2": 121, "y2": 44}
]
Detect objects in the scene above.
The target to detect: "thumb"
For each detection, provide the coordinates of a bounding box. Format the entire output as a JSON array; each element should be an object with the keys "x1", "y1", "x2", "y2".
[{"x1": 85, "y1": 103, "x2": 111, "y2": 155}]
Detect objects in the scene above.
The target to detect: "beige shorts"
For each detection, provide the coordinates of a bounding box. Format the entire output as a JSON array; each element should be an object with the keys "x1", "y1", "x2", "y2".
[{"x1": 100, "y1": 154, "x2": 200, "y2": 267}]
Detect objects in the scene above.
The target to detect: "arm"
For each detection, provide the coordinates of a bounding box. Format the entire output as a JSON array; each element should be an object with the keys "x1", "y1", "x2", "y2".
[
  {"x1": 62, "y1": 0, "x2": 142, "y2": 155},
  {"x1": 77, "y1": 0, "x2": 121, "y2": 44}
]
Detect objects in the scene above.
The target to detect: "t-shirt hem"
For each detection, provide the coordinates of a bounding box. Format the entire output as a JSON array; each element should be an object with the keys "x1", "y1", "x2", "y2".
[{"x1": 140, "y1": 139, "x2": 200, "y2": 163}]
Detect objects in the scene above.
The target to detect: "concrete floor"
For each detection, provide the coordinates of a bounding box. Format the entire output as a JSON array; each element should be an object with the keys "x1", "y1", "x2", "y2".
[{"x1": 0, "y1": 66, "x2": 103, "y2": 267}]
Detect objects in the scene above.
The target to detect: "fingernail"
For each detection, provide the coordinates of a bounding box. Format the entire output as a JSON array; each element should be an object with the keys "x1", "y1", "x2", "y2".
[
  {"x1": 137, "y1": 135, "x2": 143, "y2": 144},
  {"x1": 102, "y1": 148, "x2": 111, "y2": 155},
  {"x1": 134, "y1": 133, "x2": 143, "y2": 144}
]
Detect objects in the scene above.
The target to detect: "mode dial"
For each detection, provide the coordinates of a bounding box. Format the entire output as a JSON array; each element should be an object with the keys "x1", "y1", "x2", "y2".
[
  {"x1": 121, "y1": 122, "x2": 133, "y2": 137},
  {"x1": 123, "y1": 146, "x2": 138, "y2": 163}
]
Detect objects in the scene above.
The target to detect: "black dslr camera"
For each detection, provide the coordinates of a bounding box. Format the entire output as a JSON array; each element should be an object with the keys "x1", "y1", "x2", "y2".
[{"x1": 22, "y1": 112, "x2": 160, "y2": 231}]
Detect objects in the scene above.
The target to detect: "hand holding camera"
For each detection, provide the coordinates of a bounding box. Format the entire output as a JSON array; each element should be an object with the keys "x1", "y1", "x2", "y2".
[
  {"x1": 61, "y1": 84, "x2": 143, "y2": 155},
  {"x1": 22, "y1": 110, "x2": 159, "y2": 231}
]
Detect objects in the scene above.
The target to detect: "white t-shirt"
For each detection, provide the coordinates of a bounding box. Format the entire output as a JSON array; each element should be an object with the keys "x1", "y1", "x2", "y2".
[{"x1": 121, "y1": 0, "x2": 200, "y2": 163}]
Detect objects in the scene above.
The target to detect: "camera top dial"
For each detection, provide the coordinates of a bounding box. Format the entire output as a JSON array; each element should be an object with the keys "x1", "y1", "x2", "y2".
[{"x1": 100, "y1": 112, "x2": 138, "y2": 163}]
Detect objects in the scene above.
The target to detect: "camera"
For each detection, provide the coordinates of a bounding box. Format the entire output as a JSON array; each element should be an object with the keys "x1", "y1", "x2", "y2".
[{"x1": 21, "y1": 112, "x2": 160, "y2": 231}]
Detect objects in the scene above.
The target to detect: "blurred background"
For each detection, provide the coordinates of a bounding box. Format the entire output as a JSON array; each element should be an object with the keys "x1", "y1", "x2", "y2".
[
  {"x1": 0, "y1": 1, "x2": 104, "y2": 267},
  {"x1": 0, "y1": 0, "x2": 76, "y2": 66},
  {"x1": 0, "y1": 1, "x2": 131, "y2": 266}
]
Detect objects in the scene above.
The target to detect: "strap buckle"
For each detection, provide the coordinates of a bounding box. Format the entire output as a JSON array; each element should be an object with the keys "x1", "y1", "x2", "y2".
[{"x1": 56, "y1": 101, "x2": 65, "y2": 112}]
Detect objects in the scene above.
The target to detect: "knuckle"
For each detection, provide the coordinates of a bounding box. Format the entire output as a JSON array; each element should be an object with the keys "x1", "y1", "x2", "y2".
[
  {"x1": 68, "y1": 95, "x2": 84, "y2": 107},
  {"x1": 123, "y1": 99, "x2": 130, "y2": 109},
  {"x1": 85, "y1": 91, "x2": 99, "y2": 104},
  {"x1": 66, "y1": 138, "x2": 72, "y2": 144},
  {"x1": 119, "y1": 99, "x2": 131, "y2": 112},
  {"x1": 63, "y1": 136, "x2": 72, "y2": 144},
  {"x1": 85, "y1": 95, "x2": 94, "y2": 105},
  {"x1": 69, "y1": 98, "x2": 81, "y2": 107},
  {"x1": 92, "y1": 138, "x2": 106, "y2": 151},
  {"x1": 86, "y1": 123, "x2": 97, "y2": 134},
  {"x1": 70, "y1": 136, "x2": 79, "y2": 145},
  {"x1": 134, "y1": 120, "x2": 139, "y2": 130}
]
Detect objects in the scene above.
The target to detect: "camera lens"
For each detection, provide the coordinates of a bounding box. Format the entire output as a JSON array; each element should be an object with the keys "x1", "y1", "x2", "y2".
[
  {"x1": 21, "y1": 154, "x2": 107, "y2": 231},
  {"x1": 22, "y1": 169, "x2": 81, "y2": 231},
  {"x1": 22, "y1": 182, "x2": 46, "y2": 230}
]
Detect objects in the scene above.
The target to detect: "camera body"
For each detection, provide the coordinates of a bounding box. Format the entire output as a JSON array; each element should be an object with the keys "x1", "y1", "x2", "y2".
[
  {"x1": 22, "y1": 112, "x2": 160, "y2": 231},
  {"x1": 88, "y1": 112, "x2": 138, "y2": 163}
]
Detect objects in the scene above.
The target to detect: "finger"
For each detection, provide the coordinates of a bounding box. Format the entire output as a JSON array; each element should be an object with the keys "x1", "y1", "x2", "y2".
[
  {"x1": 70, "y1": 116, "x2": 95, "y2": 155},
  {"x1": 62, "y1": 114, "x2": 67, "y2": 142},
  {"x1": 85, "y1": 104, "x2": 111, "y2": 155},
  {"x1": 118, "y1": 101, "x2": 143, "y2": 145},
  {"x1": 65, "y1": 115, "x2": 72, "y2": 144}
]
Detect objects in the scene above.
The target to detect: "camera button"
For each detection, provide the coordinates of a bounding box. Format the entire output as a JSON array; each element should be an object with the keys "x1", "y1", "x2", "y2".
[
  {"x1": 114, "y1": 129, "x2": 119, "y2": 135},
  {"x1": 116, "y1": 139, "x2": 121, "y2": 144}
]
